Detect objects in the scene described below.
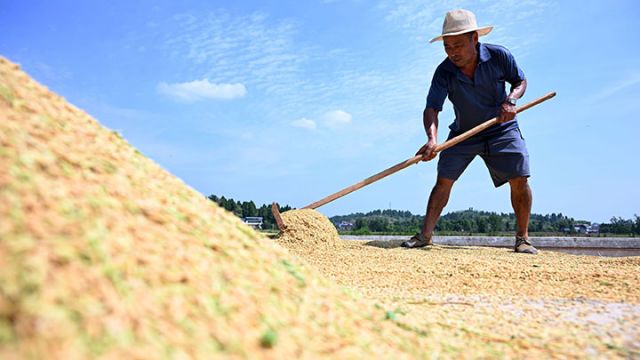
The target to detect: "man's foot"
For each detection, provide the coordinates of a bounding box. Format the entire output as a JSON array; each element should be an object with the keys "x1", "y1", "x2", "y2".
[
  {"x1": 515, "y1": 236, "x2": 538, "y2": 254},
  {"x1": 401, "y1": 233, "x2": 433, "y2": 248}
]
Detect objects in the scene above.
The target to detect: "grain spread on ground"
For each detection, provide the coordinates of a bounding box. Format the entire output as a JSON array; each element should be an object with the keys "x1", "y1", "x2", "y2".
[
  {"x1": 2, "y1": 55, "x2": 639, "y2": 359},
  {"x1": 291, "y1": 240, "x2": 640, "y2": 358},
  {"x1": 276, "y1": 209, "x2": 341, "y2": 251}
]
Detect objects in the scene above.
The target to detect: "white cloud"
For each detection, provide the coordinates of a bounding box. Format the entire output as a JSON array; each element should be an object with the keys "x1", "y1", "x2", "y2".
[
  {"x1": 165, "y1": 11, "x2": 305, "y2": 98},
  {"x1": 161, "y1": 10, "x2": 422, "y2": 124},
  {"x1": 157, "y1": 79, "x2": 247, "y2": 102},
  {"x1": 291, "y1": 117, "x2": 317, "y2": 130},
  {"x1": 322, "y1": 110, "x2": 352, "y2": 129}
]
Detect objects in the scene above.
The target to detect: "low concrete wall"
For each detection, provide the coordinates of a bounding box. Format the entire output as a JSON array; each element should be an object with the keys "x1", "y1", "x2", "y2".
[{"x1": 340, "y1": 235, "x2": 640, "y2": 249}]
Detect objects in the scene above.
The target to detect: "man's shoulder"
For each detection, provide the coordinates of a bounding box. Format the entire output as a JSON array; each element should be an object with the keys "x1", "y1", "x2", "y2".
[
  {"x1": 482, "y1": 43, "x2": 515, "y2": 59},
  {"x1": 482, "y1": 43, "x2": 510, "y2": 52}
]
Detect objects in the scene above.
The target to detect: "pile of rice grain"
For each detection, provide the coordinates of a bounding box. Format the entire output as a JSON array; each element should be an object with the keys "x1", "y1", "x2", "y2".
[
  {"x1": 0, "y1": 56, "x2": 433, "y2": 359},
  {"x1": 277, "y1": 209, "x2": 342, "y2": 251}
]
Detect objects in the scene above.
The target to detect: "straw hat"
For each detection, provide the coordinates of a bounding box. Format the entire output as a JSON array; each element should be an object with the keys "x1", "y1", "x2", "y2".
[{"x1": 430, "y1": 9, "x2": 493, "y2": 43}]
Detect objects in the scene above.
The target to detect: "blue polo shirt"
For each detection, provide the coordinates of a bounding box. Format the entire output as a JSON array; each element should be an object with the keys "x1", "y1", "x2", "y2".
[{"x1": 426, "y1": 42, "x2": 525, "y2": 136}]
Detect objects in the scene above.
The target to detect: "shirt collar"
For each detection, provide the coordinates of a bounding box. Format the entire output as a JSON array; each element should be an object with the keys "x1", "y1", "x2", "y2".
[{"x1": 478, "y1": 42, "x2": 491, "y2": 63}]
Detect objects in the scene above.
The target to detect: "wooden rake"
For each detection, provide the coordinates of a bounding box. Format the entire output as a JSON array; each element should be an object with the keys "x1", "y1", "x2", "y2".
[{"x1": 272, "y1": 91, "x2": 556, "y2": 231}]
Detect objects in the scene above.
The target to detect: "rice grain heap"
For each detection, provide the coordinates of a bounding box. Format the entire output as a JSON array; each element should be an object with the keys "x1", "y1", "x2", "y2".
[
  {"x1": 277, "y1": 209, "x2": 342, "y2": 251},
  {"x1": 0, "y1": 56, "x2": 432, "y2": 359}
]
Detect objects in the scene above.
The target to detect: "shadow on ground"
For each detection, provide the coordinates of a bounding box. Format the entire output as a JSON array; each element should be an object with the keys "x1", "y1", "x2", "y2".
[
  {"x1": 363, "y1": 240, "x2": 407, "y2": 249},
  {"x1": 363, "y1": 240, "x2": 482, "y2": 251}
]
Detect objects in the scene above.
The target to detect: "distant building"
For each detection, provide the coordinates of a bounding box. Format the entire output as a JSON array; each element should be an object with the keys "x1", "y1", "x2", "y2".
[
  {"x1": 337, "y1": 221, "x2": 354, "y2": 231},
  {"x1": 562, "y1": 223, "x2": 599, "y2": 234},
  {"x1": 573, "y1": 224, "x2": 589, "y2": 233},
  {"x1": 243, "y1": 216, "x2": 263, "y2": 229},
  {"x1": 587, "y1": 223, "x2": 600, "y2": 234}
]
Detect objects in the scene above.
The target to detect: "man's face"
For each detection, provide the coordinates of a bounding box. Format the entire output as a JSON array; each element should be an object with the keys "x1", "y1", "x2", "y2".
[{"x1": 443, "y1": 32, "x2": 478, "y2": 68}]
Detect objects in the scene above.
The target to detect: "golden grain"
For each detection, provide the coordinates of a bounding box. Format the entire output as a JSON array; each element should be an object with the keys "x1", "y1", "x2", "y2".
[{"x1": 277, "y1": 209, "x2": 341, "y2": 251}]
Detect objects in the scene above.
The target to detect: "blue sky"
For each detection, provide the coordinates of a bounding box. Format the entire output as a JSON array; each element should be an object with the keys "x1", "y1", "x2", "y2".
[{"x1": 2, "y1": 0, "x2": 639, "y2": 223}]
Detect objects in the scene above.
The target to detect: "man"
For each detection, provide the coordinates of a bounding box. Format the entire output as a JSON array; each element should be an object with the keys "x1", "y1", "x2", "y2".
[{"x1": 401, "y1": 9, "x2": 538, "y2": 254}]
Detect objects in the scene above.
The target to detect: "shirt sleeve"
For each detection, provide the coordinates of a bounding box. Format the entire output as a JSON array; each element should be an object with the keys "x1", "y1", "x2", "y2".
[
  {"x1": 425, "y1": 66, "x2": 448, "y2": 111},
  {"x1": 502, "y1": 48, "x2": 525, "y2": 85}
]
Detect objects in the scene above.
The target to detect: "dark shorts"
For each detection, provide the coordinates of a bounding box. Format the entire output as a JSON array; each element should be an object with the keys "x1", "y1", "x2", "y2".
[{"x1": 437, "y1": 126, "x2": 530, "y2": 187}]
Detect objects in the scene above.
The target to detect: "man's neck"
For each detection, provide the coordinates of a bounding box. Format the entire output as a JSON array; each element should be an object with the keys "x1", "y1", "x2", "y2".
[{"x1": 460, "y1": 54, "x2": 478, "y2": 79}]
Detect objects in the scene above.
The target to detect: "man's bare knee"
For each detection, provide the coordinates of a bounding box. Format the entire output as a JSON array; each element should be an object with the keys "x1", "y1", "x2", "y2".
[
  {"x1": 508, "y1": 176, "x2": 528, "y2": 189},
  {"x1": 433, "y1": 177, "x2": 455, "y2": 194}
]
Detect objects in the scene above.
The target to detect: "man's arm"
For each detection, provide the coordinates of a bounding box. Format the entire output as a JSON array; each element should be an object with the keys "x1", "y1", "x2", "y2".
[
  {"x1": 497, "y1": 78, "x2": 527, "y2": 123},
  {"x1": 415, "y1": 107, "x2": 439, "y2": 161},
  {"x1": 420, "y1": 63, "x2": 447, "y2": 159},
  {"x1": 509, "y1": 78, "x2": 527, "y2": 100}
]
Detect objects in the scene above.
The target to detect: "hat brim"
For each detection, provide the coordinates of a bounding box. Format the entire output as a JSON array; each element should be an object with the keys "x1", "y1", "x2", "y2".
[{"x1": 429, "y1": 26, "x2": 493, "y2": 43}]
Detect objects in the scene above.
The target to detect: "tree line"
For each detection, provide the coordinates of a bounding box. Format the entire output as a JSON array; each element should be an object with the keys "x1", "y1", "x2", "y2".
[
  {"x1": 331, "y1": 208, "x2": 640, "y2": 236},
  {"x1": 207, "y1": 194, "x2": 639, "y2": 236},
  {"x1": 207, "y1": 195, "x2": 291, "y2": 230},
  {"x1": 600, "y1": 216, "x2": 640, "y2": 235}
]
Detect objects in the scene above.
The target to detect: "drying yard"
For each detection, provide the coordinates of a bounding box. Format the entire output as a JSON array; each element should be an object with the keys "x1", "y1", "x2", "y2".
[{"x1": 280, "y1": 232, "x2": 640, "y2": 358}]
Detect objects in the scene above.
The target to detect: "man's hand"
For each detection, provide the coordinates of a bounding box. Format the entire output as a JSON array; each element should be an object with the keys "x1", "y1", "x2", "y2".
[
  {"x1": 416, "y1": 138, "x2": 438, "y2": 162},
  {"x1": 497, "y1": 102, "x2": 517, "y2": 123}
]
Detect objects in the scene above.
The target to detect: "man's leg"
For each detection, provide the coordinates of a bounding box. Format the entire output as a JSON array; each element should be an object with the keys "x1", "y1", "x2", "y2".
[
  {"x1": 508, "y1": 176, "x2": 531, "y2": 237},
  {"x1": 508, "y1": 176, "x2": 537, "y2": 254},
  {"x1": 421, "y1": 177, "x2": 455, "y2": 239}
]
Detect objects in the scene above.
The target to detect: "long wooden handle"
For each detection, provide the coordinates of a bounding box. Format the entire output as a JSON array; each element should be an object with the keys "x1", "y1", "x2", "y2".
[{"x1": 303, "y1": 91, "x2": 556, "y2": 210}]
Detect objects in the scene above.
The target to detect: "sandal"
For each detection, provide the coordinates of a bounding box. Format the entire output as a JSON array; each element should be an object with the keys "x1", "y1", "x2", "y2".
[
  {"x1": 515, "y1": 236, "x2": 538, "y2": 254},
  {"x1": 400, "y1": 233, "x2": 433, "y2": 248}
]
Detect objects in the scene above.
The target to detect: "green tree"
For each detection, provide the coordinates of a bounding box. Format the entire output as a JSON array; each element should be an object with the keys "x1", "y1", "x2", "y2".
[
  {"x1": 242, "y1": 201, "x2": 257, "y2": 217},
  {"x1": 231, "y1": 200, "x2": 242, "y2": 217},
  {"x1": 487, "y1": 214, "x2": 502, "y2": 233},
  {"x1": 354, "y1": 218, "x2": 369, "y2": 231},
  {"x1": 475, "y1": 217, "x2": 487, "y2": 233},
  {"x1": 529, "y1": 220, "x2": 542, "y2": 233},
  {"x1": 609, "y1": 216, "x2": 634, "y2": 234},
  {"x1": 368, "y1": 217, "x2": 389, "y2": 232}
]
